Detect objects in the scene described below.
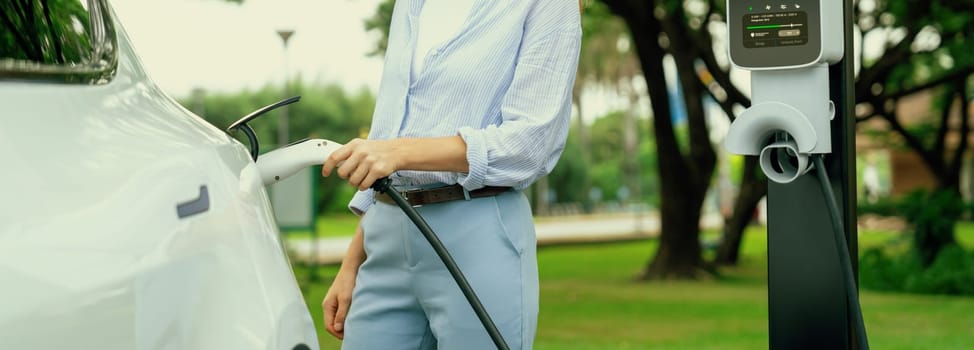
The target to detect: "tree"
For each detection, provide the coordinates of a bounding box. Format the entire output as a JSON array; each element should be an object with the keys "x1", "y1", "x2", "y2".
[
  {"x1": 598, "y1": 0, "x2": 752, "y2": 279},
  {"x1": 852, "y1": 0, "x2": 974, "y2": 266}
]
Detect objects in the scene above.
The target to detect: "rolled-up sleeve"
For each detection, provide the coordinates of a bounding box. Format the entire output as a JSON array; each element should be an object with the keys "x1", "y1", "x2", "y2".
[
  {"x1": 457, "y1": 2, "x2": 581, "y2": 190},
  {"x1": 348, "y1": 189, "x2": 375, "y2": 216}
]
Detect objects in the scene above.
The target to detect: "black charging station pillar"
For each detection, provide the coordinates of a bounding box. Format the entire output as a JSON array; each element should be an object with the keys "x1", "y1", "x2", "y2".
[{"x1": 766, "y1": 0, "x2": 858, "y2": 349}]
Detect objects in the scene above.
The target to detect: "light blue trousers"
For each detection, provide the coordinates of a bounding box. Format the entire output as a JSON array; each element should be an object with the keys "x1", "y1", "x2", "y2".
[{"x1": 342, "y1": 190, "x2": 538, "y2": 350}]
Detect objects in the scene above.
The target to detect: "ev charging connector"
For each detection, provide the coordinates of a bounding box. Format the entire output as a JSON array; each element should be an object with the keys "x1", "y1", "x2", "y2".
[{"x1": 725, "y1": 1, "x2": 843, "y2": 183}]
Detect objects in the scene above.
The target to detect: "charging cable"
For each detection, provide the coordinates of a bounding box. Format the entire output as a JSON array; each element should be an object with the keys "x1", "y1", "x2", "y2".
[
  {"x1": 812, "y1": 155, "x2": 870, "y2": 350},
  {"x1": 372, "y1": 178, "x2": 511, "y2": 350}
]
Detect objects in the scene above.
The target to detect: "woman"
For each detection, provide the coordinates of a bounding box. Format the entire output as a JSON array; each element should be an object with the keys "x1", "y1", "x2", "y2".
[{"x1": 321, "y1": 0, "x2": 581, "y2": 348}]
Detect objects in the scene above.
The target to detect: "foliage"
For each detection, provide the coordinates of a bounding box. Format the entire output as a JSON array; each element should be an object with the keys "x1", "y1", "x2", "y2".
[
  {"x1": 862, "y1": 243, "x2": 974, "y2": 296},
  {"x1": 0, "y1": 0, "x2": 92, "y2": 64},
  {"x1": 860, "y1": 190, "x2": 974, "y2": 295},
  {"x1": 586, "y1": 111, "x2": 658, "y2": 203},
  {"x1": 180, "y1": 80, "x2": 374, "y2": 214},
  {"x1": 546, "y1": 129, "x2": 590, "y2": 204},
  {"x1": 363, "y1": 0, "x2": 395, "y2": 57},
  {"x1": 589, "y1": 112, "x2": 627, "y2": 164},
  {"x1": 859, "y1": 189, "x2": 967, "y2": 267},
  {"x1": 856, "y1": 196, "x2": 900, "y2": 217},
  {"x1": 861, "y1": 1, "x2": 974, "y2": 93},
  {"x1": 547, "y1": 113, "x2": 659, "y2": 206},
  {"x1": 899, "y1": 190, "x2": 966, "y2": 266},
  {"x1": 856, "y1": 0, "x2": 974, "y2": 193},
  {"x1": 576, "y1": 1, "x2": 639, "y2": 90}
]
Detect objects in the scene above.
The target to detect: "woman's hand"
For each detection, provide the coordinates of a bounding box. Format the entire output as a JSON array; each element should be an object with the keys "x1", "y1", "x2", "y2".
[
  {"x1": 322, "y1": 222, "x2": 367, "y2": 340},
  {"x1": 322, "y1": 267, "x2": 357, "y2": 340},
  {"x1": 322, "y1": 138, "x2": 401, "y2": 191},
  {"x1": 321, "y1": 136, "x2": 469, "y2": 190}
]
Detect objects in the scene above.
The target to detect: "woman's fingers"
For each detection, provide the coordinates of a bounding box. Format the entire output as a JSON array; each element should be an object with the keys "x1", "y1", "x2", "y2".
[
  {"x1": 334, "y1": 291, "x2": 352, "y2": 338},
  {"x1": 322, "y1": 293, "x2": 341, "y2": 339},
  {"x1": 322, "y1": 139, "x2": 361, "y2": 177},
  {"x1": 347, "y1": 161, "x2": 371, "y2": 189},
  {"x1": 337, "y1": 152, "x2": 363, "y2": 180},
  {"x1": 360, "y1": 169, "x2": 385, "y2": 191},
  {"x1": 322, "y1": 139, "x2": 398, "y2": 190}
]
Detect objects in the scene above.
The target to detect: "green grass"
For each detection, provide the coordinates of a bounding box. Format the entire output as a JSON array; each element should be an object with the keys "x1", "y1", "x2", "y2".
[
  {"x1": 294, "y1": 223, "x2": 974, "y2": 349},
  {"x1": 283, "y1": 213, "x2": 360, "y2": 239}
]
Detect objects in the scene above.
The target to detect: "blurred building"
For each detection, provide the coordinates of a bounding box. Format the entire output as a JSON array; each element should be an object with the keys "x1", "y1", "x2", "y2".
[{"x1": 856, "y1": 90, "x2": 974, "y2": 200}]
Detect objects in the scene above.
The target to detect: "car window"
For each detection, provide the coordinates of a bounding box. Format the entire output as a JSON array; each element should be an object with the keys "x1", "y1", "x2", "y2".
[{"x1": 0, "y1": 0, "x2": 117, "y2": 84}]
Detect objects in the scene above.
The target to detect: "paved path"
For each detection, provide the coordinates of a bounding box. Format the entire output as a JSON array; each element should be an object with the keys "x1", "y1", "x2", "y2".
[{"x1": 287, "y1": 212, "x2": 723, "y2": 265}]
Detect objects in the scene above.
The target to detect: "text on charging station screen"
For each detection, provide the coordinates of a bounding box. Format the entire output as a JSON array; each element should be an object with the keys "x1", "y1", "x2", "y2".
[{"x1": 743, "y1": 11, "x2": 809, "y2": 48}]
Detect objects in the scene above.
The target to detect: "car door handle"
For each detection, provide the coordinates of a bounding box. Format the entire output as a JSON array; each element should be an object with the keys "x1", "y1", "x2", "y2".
[{"x1": 176, "y1": 185, "x2": 210, "y2": 219}]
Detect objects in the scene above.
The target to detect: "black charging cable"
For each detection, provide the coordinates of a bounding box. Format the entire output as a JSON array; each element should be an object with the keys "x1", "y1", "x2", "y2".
[
  {"x1": 372, "y1": 178, "x2": 511, "y2": 350},
  {"x1": 812, "y1": 155, "x2": 870, "y2": 350}
]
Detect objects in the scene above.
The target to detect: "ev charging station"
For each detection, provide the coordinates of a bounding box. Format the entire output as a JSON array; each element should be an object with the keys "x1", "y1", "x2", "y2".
[{"x1": 725, "y1": 1, "x2": 865, "y2": 349}]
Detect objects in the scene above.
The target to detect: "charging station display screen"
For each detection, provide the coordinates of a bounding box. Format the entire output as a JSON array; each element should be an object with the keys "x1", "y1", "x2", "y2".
[
  {"x1": 743, "y1": 11, "x2": 809, "y2": 48},
  {"x1": 728, "y1": 1, "x2": 823, "y2": 69}
]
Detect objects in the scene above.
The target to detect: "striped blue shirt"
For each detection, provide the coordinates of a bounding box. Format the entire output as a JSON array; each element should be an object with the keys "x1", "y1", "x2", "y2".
[{"x1": 350, "y1": 0, "x2": 581, "y2": 214}]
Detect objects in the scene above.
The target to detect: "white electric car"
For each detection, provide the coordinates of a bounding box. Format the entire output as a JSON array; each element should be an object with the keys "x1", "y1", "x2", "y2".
[{"x1": 0, "y1": 1, "x2": 319, "y2": 349}]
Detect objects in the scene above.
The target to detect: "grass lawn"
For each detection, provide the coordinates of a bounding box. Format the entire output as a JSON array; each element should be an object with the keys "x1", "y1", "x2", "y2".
[
  {"x1": 294, "y1": 223, "x2": 974, "y2": 349},
  {"x1": 283, "y1": 213, "x2": 361, "y2": 239}
]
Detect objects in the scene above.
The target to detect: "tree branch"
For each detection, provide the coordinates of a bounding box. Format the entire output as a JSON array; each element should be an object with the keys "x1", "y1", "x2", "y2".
[
  {"x1": 656, "y1": 1, "x2": 717, "y2": 187},
  {"x1": 874, "y1": 98, "x2": 945, "y2": 178},
  {"x1": 856, "y1": 112, "x2": 879, "y2": 123},
  {"x1": 950, "y1": 80, "x2": 970, "y2": 183},
  {"x1": 858, "y1": 69, "x2": 974, "y2": 124},
  {"x1": 704, "y1": 79, "x2": 739, "y2": 123},
  {"x1": 688, "y1": 9, "x2": 750, "y2": 108},
  {"x1": 856, "y1": 29, "x2": 919, "y2": 100},
  {"x1": 934, "y1": 85, "x2": 955, "y2": 159},
  {"x1": 880, "y1": 68, "x2": 974, "y2": 101}
]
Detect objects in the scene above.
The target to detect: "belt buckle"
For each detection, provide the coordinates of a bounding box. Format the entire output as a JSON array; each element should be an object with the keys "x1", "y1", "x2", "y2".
[{"x1": 400, "y1": 189, "x2": 422, "y2": 208}]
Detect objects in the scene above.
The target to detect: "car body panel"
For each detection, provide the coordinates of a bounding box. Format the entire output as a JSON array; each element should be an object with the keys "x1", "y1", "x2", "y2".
[{"x1": 0, "y1": 3, "x2": 318, "y2": 349}]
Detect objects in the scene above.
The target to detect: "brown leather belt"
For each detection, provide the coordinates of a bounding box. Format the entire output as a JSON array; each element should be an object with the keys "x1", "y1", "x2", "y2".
[{"x1": 375, "y1": 184, "x2": 511, "y2": 207}]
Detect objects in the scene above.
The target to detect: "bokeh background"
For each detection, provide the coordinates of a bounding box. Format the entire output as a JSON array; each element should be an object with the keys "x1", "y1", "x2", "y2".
[{"x1": 113, "y1": 0, "x2": 974, "y2": 348}]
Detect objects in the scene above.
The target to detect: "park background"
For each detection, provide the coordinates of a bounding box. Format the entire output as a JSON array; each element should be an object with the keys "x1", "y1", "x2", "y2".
[{"x1": 114, "y1": 0, "x2": 974, "y2": 348}]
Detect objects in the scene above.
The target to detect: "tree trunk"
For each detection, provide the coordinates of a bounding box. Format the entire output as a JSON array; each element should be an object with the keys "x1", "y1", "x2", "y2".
[
  {"x1": 642, "y1": 2, "x2": 718, "y2": 279},
  {"x1": 641, "y1": 186, "x2": 709, "y2": 278},
  {"x1": 573, "y1": 89, "x2": 594, "y2": 213},
  {"x1": 605, "y1": 1, "x2": 714, "y2": 279},
  {"x1": 622, "y1": 84, "x2": 639, "y2": 203},
  {"x1": 714, "y1": 156, "x2": 768, "y2": 265},
  {"x1": 536, "y1": 176, "x2": 550, "y2": 216}
]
